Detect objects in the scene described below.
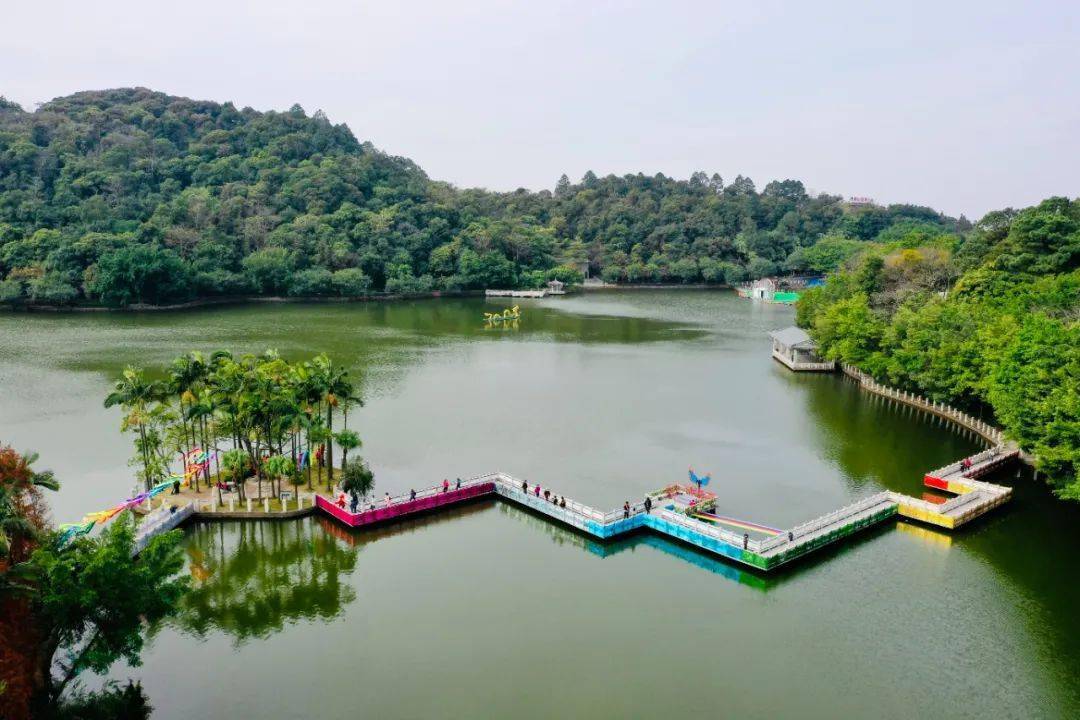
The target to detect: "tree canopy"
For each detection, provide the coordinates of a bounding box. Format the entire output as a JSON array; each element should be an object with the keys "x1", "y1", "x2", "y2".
[
  {"x1": 798, "y1": 197, "x2": 1080, "y2": 498},
  {"x1": 0, "y1": 446, "x2": 187, "y2": 718},
  {"x1": 106, "y1": 350, "x2": 364, "y2": 501},
  {"x1": 0, "y1": 88, "x2": 957, "y2": 306}
]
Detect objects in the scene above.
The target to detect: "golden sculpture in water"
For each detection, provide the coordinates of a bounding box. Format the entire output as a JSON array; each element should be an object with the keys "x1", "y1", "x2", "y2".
[{"x1": 483, "y1": 305, "x2": 520, "y2": 324}]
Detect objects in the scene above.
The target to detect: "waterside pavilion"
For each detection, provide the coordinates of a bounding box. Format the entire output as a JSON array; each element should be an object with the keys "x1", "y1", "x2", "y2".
[{"x1": 769, "y1": 326, "x2": 835, "y2": 372}]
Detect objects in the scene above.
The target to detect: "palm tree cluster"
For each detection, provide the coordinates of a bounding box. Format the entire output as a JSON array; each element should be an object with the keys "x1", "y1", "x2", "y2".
[{"x1": 104, "y1": 351, "x2": 362, "y2": 502}]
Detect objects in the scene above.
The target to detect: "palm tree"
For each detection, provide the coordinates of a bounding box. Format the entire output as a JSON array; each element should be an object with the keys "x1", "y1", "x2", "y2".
[
  {"x1": 307, "y1": 425, "x2": 332, "y2": 490},
  {"x1": 303, "y1": 415, "x2": 326, "y2": 491},
  {"x1": 168, "y1": 352, "x2": 206, "y2": 457},
  {"x1": 220, "y1": 449, "x2": 249, "y2": 502},
  {"x1": 290, "y1": 362, "x2": 324, "y2": 490},
  {"x1": 340, "y1": 385, "x2": 364, "y2": 431},
  {"x1": 185, "y1": 389, "x2": 220, "y2": 494},
  {"x1": 104, "y1": 367, "x2": 164, "y2": 491},
  {"x1": 310, "y1": 354, "x2": 355, "y2": 488},
  {"x1": 335, "y1": 430, "x2": 361, "y2": 471},
  {"x1": 262, "y1": 455, "x2": 294, "y2": 501}
]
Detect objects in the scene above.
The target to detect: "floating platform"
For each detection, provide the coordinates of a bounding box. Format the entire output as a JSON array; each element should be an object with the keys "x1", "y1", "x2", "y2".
[
  {"x1": 314, "y1": 446, "x2": 1017, "y2": 574},
  {"x1": 771, "y1": 348, "x2": 835, "y2": 372},
  {"x1": 892, "y1": 447, "x2": 1016, "y2": 529}
]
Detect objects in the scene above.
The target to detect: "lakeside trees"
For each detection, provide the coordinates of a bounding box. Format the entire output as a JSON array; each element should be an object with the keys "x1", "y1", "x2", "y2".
[
  {"x1": 0, "y1": 446, "x2": 187, "y2": 718},
  {"x1": 0, "y1": 89, "x2": 954, "y2": 307},
  {"x1": 105, "y1": 351, "x2": 364, "y2": 499},
  {"x1": 797, "y1": 198, "x2": 1080, "y2": 499}
]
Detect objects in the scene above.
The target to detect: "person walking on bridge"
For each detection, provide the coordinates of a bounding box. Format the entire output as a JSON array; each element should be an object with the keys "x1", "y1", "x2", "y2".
[
  {"x1": 443, "y1": 479, "x2": 450, "y2": 493},
  {"x1": 623, "y1": 501, "x2": 630, "y2": 519},
  {"x1": 410, "y1": 488, "x2": 417, "y2": 501},
  {"x1": 644, "y1": 496, "x2": 653, "y2": 514}
]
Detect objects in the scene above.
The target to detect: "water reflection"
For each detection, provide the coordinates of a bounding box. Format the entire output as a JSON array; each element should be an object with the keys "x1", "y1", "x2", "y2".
[
  {"x1": 313, "y1": 499, "x2": 493, "y2": 546},
  {"x1": 173, "y1": 519, "x2": 359, "y2": 644},
  {"x1": 785, "y1": 372, "x2": 981, "y2": 493},
  {"x1": 793, "y1": 369, "x2": 1080, "y2": 704},
  {"x1": 318, "y1": 497, "x2": 779, "y2": 591},
  {"x1": 597, "y1": 533, "x2": 775, "y2": 590},
  {"x1": 894, "y1": 519, "x2": 953, "y2": 548},
  {"x1": 488, "y1": 501, "x2": 892, "y2": 593}
]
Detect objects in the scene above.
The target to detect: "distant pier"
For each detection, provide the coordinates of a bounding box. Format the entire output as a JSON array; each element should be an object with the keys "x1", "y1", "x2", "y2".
[{"x1": 485, "y1": 289, "x2": 546, "y2": 298}]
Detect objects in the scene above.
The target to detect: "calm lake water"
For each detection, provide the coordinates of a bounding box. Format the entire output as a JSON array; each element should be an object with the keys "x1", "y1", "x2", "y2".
[{"x1": 2, "y1": 290, "x2": 1079, "y2": 719}]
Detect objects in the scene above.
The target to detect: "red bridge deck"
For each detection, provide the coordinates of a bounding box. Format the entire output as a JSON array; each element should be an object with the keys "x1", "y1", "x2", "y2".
[{"x1": 316, "y1": 481, "x2": 496, "y2": 527}]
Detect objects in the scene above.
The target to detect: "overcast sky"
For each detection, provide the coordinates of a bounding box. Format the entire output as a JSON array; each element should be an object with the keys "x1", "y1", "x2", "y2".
[{"x1": 3, "y1": 1, "x2": 1077, "y2": 218}]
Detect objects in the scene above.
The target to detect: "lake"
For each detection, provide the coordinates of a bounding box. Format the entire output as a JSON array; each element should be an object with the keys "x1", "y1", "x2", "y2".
[{"x1": 2, "y1": 290, "x2": 1078, "y2": 719}]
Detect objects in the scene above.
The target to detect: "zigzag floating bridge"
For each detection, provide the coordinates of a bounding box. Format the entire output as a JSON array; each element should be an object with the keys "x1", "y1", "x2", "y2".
[
  {"x1": 130, "y1": 355, "x2": 1020, "y2": 572},
  {"x1": 314, "y1": 446, "x2": 1017, "y2": 573}
]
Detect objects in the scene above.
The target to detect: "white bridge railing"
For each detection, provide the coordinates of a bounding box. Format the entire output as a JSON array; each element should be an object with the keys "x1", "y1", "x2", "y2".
[
  {"x1": 654, "y1": 508, "x2": 747, "y2": 549},
  {"x1": 491, "y1": 472, "x2": 606, "y2": 523},
  {"x1": 841, "y1": 364, "x2": 1006, "y2": 446},
  {"x1": 926, "y1": 446, "x2": 1010, "y2": 483},
  {"x1": 757, "y1": 492, "x2": 893, "y2": 554},
  {"x1": 133, "y1": 502, "x2": 195, "y2": 555}
]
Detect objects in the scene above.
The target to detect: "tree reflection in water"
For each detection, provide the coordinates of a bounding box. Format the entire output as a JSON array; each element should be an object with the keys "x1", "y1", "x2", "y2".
[{"x1": 172, "y1": 518, "x2": 359, "y2": 644}]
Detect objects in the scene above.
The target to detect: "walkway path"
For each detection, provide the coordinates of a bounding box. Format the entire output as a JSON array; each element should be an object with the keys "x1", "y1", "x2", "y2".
[{"x1": 312, "y1": 451, "x2": 1016, "y2": 572}]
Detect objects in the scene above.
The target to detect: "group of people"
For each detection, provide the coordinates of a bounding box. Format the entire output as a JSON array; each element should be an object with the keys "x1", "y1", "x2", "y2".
[
  {"x1": 332, "y1": 476, "x2": 666, "y2": 526},
  {"x1": 519, "y1": 481, "x2": 656, "y2": 520},
  {"x1": 622, "y1": 496, "x2": 653, "y2": 519},
  {"x1": 335, "y1": 477, "x2": 467, "y2": 513},
  {"x1": 336, "y1": 490, "x2": 392, "y2": 513},
  {"x1": 524, "y1": 481, "x2": 569, "y2": 509}
]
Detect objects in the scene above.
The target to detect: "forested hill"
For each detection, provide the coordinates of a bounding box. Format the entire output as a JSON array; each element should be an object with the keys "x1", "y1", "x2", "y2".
[
  {"x1": 0, "y1": 87, "x2": 959, "y2": 306},
  {"x1": 797, "y1": 197, "x2": 1080, "y2": 498}
]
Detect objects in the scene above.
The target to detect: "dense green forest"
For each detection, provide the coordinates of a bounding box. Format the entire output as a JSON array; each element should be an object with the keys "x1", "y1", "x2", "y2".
[
  {"x1": 0, "y1": 88, "x2": 959, "y2": 307},
  {"x1": 797, "y1": 197, "x2": 1080, "y2": 498}
]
